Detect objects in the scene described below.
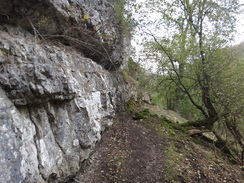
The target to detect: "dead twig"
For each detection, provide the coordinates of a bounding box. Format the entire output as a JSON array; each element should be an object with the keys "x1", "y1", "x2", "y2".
[{"x1": 0, "y1": 13, "x2": 9, "y2": 20}]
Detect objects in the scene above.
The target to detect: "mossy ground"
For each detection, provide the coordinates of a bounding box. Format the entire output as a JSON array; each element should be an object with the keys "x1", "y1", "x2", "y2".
[{"x1": 136, "y1": 107, "x2": 244, "y2": 182}]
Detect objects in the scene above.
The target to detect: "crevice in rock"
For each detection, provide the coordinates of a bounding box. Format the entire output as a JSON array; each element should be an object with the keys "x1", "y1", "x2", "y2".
[
  {"x1": 27, "y1": 105, "x2": 47, "y2": 182},
  {"x1": 53, "y1": 136, "x2": 67, "y2": 156},
  {"x1": 45, "y1": 105, "x2": 67, "y2": 156}
]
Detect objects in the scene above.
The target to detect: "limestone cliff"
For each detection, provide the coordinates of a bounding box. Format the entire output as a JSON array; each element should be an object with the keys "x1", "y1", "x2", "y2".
[
  {"x1": 0, "y1": 0, "x2": 124, "y2": 70},
  {"x1": 0, "y1": 0, "x2": 134, "y2": 182}
]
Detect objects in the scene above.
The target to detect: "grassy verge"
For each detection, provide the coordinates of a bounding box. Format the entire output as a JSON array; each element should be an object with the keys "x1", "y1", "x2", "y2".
[{"x1": 133, "y1": 108, "x2": 244, "y2": 182}]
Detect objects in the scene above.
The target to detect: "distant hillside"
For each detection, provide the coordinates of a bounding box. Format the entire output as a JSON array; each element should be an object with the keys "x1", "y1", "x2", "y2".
[{"x1": 230, "y1": 42, "x2": 244, "y2": 59}]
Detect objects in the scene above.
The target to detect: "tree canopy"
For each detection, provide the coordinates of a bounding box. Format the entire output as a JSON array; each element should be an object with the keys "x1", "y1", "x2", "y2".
[{"x1": 134, "y1": 0, "x2": 244, "y2": 164}]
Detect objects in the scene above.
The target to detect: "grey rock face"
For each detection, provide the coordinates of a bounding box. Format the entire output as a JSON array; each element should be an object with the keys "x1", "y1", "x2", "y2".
[
  {"x1": 0, "y1": 25, "x2": 132, "y2": 182},
  {"x1": 0, "y1": 0, "x2": 134, "y2": 182},
  {"x1": 0, "y1": 87, "x2": 42, "y2": 183},
  {"x1": 0, "y1": 0, "x2": 124, "y2": 70}
]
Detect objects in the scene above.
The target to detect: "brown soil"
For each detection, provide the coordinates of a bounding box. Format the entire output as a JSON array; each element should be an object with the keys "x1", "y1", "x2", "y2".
[
  {"x1": 75, "y1": 112, "x2": 166, "y2": 183},
  {"x1": 71, "y1": 109, "x2": 244, "y2": 183}
]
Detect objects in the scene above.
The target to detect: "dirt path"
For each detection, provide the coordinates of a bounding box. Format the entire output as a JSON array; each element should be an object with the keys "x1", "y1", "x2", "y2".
[
  {"x1": 76, "y1": 112, "x2": 166, "y2": 183},
  {"x1": 71, "y1": 110, "x2": 244, "y2": 183}
]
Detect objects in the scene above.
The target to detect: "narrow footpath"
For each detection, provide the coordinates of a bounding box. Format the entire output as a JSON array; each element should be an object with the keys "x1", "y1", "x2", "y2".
[
  {"x1": 76, "y1": 112, "x2": 166, "y2": 183},
  {"x1": 71, "y1": 110, "x2": 243, "y2": 183}
]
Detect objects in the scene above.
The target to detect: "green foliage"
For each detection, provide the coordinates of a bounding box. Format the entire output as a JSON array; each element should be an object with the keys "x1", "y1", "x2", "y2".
[
  {"x1": 135, "y1": 0, "x2": 244, "y2": 163},
  {"x1": 159, "y1": 116, "x2": 186, "y2": 135},
  {"x1": 127, "y1": 57, "x2": 140, "y2": 77},
  {"x1": 151, "y1": 92, "x2": 167, "y2": 108},
  {"x1": 137, "y1": 0, "x2": 242, "y2": 115},
  {"x1": 151, "y1": 76, "x2": 202, "y2": 119},
  {"x1": 114, "y1": 0, "x2": 135, "y2": 37},
  {"x1": 133, "y1": 108, "x2": 156, "y2": 120},
  {"x1": 134, "y1": 108, "x2": 183, "y2": 135},
  {"x1": 124, "y1": 57, "x2": 158, "y2": 91},
  {"x1": 126, "y1": 97, "x2": 139, "y2": 113},
  {"x1": 120, "y1": 70, "x2": 137, "y2": 85},
  {"x1": 124, "y1": 57, "x2": 143, "y2": 82}
]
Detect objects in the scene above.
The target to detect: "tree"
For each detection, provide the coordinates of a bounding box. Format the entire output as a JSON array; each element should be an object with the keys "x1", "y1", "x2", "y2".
[{"x1": 136, "y1": 0, "x2": 244, "y2": 163}]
